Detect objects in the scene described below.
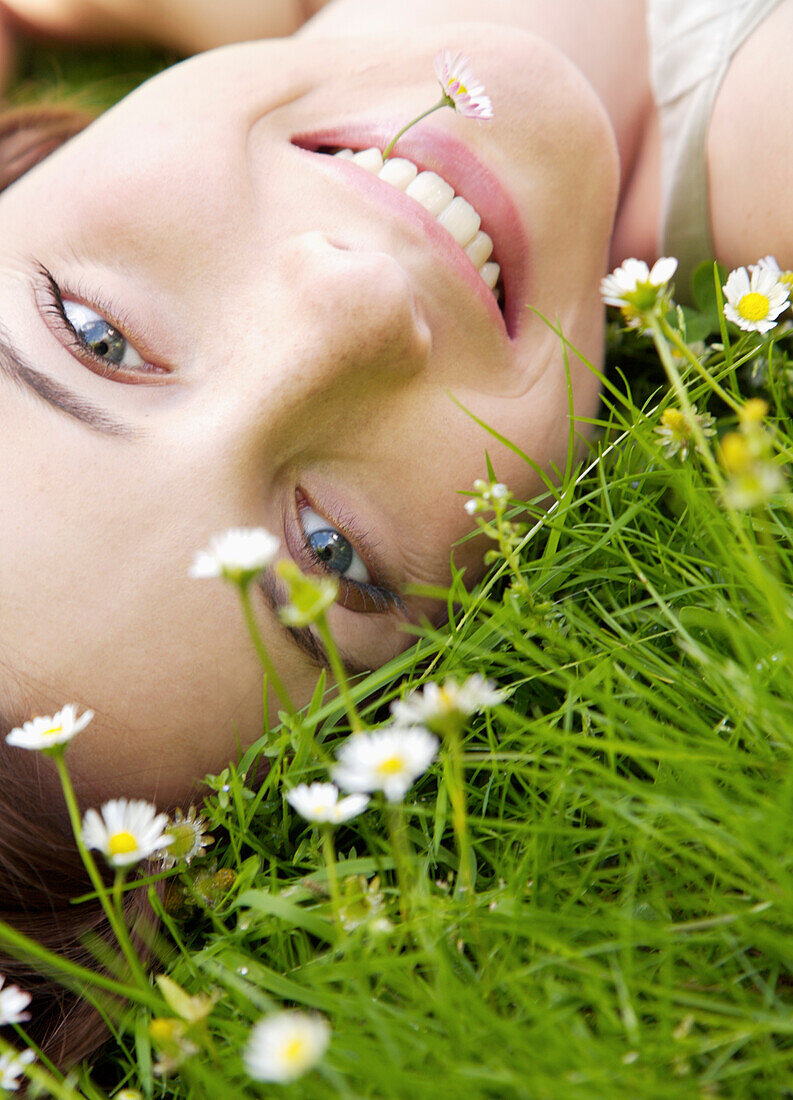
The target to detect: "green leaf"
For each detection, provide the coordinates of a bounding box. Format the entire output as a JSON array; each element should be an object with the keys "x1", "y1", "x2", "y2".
[{"x1": 691, "y1": 259, "x2": 727, "y2": 328}]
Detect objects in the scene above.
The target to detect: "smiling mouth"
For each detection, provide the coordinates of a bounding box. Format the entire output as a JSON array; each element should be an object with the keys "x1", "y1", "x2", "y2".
[{"x1": 313, "y1": 144, "x2": 504, "y2": 311}]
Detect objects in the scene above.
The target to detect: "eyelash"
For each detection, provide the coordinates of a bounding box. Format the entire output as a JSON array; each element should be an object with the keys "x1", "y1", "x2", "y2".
[
  {"x1": 35, "y1": 264, "x2": 155, "y2": 379},
  {"x1": 294, "y1": 494, "x2": 404, "y2": 615}
]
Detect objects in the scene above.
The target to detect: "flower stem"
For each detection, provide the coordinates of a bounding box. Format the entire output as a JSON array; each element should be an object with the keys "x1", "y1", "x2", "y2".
[
  {"x1": 384, "y1": 802, "x2": 413, "y2": 919},
  {"x1": 315, "y1": 611, "x2": 364, "y2": 734},
  {"x1": 237, "y1": 580, "x2": 297, "y2": 717},
  {"x1": 442, "y1": 718, "x2": 473, "y2": 894},
  {"x1": 382, "y1": 97, "x2": 449, "y2": 159},
  {"x1": 52, "y1": 753, "x2": 148, "y2": 987},
  {"x1": 647, "y1": 315, "x2": 725, "y2": 489},
  {"x1": 659, "y1": 314, "x2": 741, "y2": 412},
  {"x1": 321, "y1": 826, "x2": 343, "y2": 932}
]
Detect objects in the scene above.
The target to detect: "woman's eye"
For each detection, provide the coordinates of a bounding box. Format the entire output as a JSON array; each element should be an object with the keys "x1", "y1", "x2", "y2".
[
  {"x1": 300, "y1": 506, "x2": 370, "y2": 583},
  {"x1": 62, "y1": 300, "x2": 145, "y2": 369}
]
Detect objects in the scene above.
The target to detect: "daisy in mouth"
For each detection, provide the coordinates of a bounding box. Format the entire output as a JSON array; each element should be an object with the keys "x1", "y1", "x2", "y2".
[{"x1": 296, "y1": 51, "x2": 504, "y2": 314}]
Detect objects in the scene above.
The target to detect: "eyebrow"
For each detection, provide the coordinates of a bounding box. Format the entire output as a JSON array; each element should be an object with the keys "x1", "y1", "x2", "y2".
[
  {"x1": 255, "y1": 570, "x2": 373, "y2": 678},
  {"x1": 0, "y1": 326, "x2": 138, "y2": 438}
]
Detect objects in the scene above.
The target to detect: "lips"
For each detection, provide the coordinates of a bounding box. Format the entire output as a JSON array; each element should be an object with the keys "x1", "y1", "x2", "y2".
[{"x1": 291, "y1": 123, "x2": 529, "y2": 341}]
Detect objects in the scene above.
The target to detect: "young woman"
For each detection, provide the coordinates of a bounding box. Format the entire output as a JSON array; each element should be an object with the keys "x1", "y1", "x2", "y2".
[{"x1": 0, "y1": 0, "x2": 789, "y2": 1067}]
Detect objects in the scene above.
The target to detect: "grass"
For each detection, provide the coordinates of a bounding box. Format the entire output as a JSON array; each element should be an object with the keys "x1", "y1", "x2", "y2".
[{"x1": 4, "y1": 42, "x2": 793, "y2": 1100}]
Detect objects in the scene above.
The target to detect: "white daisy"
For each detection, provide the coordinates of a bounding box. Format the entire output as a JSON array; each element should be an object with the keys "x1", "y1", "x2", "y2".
[
  {"x1": 0, "y1": 1049, "x2": 35, "y2": 1091},
  {"x1": 5, "y1": 704, "x2": 93, "y2": 752},
  {"x1": 751, "y1": 255, "x2": 793, "y2": 287},
  {"x1": 654, "y1": 407, "x2": 716, "y2": 461},
  {"x1": 722, "y1": 265, "x2": 790, "y2": 333},
  {"x1": 160, "y1": 806, "x2": 214, "y2": 870},
  {"x1": 434, "y1": 50, "x2": 493, "y2": 120},
  {"x1": 244, "y1": 1011, "x2": 330, "y2": 1084},
  {"x1": 600, "y1": 256, "x2": 678, "y2": 325},
  {"x1": 82, "y1": 799, "x2": 173, "y2": 868},
  {"x1": 0, "y1": 977, "x2": 31, "y2": 1026},
  {"x1": 332, "y1": 726, "x2": 439, "y2": 802},
  {"x1": 189, "y1": 527, "x2": 279, "y2": 583},
  {"x1": 391, "y1": 674, "x2": 510, "y2": 727},
  {"x1": 286, "y1": 782, "x2": 369, "y2": 824}
]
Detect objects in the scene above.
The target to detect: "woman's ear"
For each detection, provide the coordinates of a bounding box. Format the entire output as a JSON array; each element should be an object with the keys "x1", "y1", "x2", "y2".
[{"x1": 0, "y1": 105, "x2": 93, "y2": 191}]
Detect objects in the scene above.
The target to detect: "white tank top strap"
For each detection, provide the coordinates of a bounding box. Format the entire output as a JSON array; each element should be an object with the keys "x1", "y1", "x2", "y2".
[{"x1": 646, "y1": 0, "x2": 783, "y2": 298}]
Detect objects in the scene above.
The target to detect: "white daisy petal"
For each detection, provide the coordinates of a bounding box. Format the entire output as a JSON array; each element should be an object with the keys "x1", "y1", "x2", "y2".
[
  {"x1": 391, "y1": 674, "x2": 510, "y2": 727},
  {"x1": 332, "y1": 726, "x2": 439, "y2": 802},
  {"x1": 0, "y1": 1049, "x2": 35, "y2": 1091},
  {"x1": 286, "y1": 782, "x2": 369, "y2": 824},
  {"x1": 0, "y1": 977, "x2": 31, "y2": 1026},
  {"x1": 189, "y1": 527, "x2": 279, "y2": 582},
  {"x1": 434, "y1": 49, "x2": 493, "y2": 120},
  {"x1": 5, "y1": 704, "x2": 93, "y2": 752},
  {"x1": 649, "y1": 256, "x2": 679, "y2": 285},
  {"x1": 723, "y1": 264, "x2": 790, "y2": 333},
  {"x1": 244, "y1": 1011, "x2": 330, "y2": 1083},
  {"x1": 81, "y1": 798, "x2": 173, "y2": 869}
]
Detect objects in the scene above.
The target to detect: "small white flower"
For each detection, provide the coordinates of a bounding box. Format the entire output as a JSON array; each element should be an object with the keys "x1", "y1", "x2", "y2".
[
  {"x1": 244, "y1": 1011, "x2": 330, "y2": 1084},
  {"x1": 722, "y1": 265, "x2": 790, "y2": 333},
  {"x1": 391, "y1": 674, "x2": 510, "y2": 727},
  {"x1": 0, "y1": 1049, "x2": 35, "y2": 1091},
  {"x1": 333, "y1": 726, "x2": 439, "y2": 802},
  {"x1": 160, "y1": 806, "x2": 214, "y2": 870},
  {"x1": 654, "y1": 407, "x2": 716, "y2": 461},
  {"x1": 189, "y1": 527, "x2": 279, "y2": 583},
  {"x1": 82, "y1": 798, "x2": 174, "y2": 868},
  {"x1": 434, "y1": 50, "x2": 493, "y2": 120},
  {"x1": 489, "y1": 482, "x2": 509, "y2": 500},
  {"x1": 464, "y1": 498, "x2": 480, "y2": 515},
  {"x1": 600, "y1": 257, "x2": 678, "y2": 326},
  {"x1": 5, "y1": 704, "x2": 93, "y2": 752},
  {"x1": 0, "y1": 977, "x2": 31, "y2": 1026},
  {"x1": 286, "y1": 782, "x2": 369, "y2": 824}
]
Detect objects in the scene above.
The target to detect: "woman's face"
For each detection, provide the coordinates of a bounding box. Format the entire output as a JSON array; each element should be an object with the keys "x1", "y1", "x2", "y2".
[{"x1": 0, "y1": 25, "x2": 617, "y2": 800}]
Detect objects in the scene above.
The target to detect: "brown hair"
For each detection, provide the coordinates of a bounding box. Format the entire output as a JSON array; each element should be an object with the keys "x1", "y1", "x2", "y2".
[{"x1": 0, "y1": 105, "x2": 162, "y2": 1071}]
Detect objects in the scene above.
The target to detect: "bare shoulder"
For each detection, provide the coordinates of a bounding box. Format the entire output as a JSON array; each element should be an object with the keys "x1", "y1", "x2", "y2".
[
  {"x1": 0, "y1": 0, "x2": 330, "y2": 48},
  {"x1": 709, "y1": 0, "x2": 793, "y2": 269}
]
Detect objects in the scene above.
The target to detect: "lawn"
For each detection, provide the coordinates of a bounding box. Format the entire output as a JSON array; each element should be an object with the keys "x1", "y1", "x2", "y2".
[{"x1": 2, "y1": 39, "x2": 793, "y2": 1100}]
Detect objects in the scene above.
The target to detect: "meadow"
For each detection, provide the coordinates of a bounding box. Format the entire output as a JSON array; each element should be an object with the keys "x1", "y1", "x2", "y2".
[{"x1": 3, "y1": 41, "x2": 793, "y2": 1100}]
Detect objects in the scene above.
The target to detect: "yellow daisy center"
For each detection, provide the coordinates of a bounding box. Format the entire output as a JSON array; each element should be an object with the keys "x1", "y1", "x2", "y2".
[
  {"x1": 108, "y1": 831, "x2": 138, "y2": 856},
  {"x1": 41, "y1": 725, "x2": 63, "y2": 738},
  {"x1": 738, "y1": 292, "x2": 770, "y2": 322},
  {"x1": 445, "y1": 78, "x2": 467, "y2": 96},
  {"x1": 661, "y1": 408, "x2": 688, "y2": 435},
  {"x1": 720, "y1": 433, "x2": 751, "y2": 474},
  {"x1": 377, "y1": 755, "x2": 405, "y2": 776},
  {"x1": 169, "y1": 822, "x2": 198, "y2": 859},
  {"x1": 284, "y1": 1037, "x2": 307, "y2": 1067}
]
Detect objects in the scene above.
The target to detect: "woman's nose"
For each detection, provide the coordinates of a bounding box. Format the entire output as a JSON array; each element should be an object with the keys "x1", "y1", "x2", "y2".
[
  {"x1": 225, "y1": 230, "x2": 432, "y2": 427},
  {"x1": 272, "y1": 229, "x2": 432, "y2": 392}
]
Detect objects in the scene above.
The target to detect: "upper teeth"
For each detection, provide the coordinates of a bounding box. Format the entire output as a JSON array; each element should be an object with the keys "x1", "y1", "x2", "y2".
[{"x1": 333, "y1": 147, "x2": 501, "y2": 299}]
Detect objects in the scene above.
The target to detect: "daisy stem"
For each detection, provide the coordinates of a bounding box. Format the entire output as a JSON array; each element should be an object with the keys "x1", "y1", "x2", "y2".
[
  {"x1": 321, "y1": 826, "x2": 343, "y2": 933},
  {"x1": 658, "y1": 314, "x2": 742, "y2": 412},
  {"x1": 385, "y1": 802, "x2": 413, "y2": 920},
  {"x1": 382, "y1": 97, "x2": 450, "y2": 160},
  {"x1": 442, "y1": 718, "x2": 472, "y2": 894},
  {"x1": 236, "y1": 581, "x2": 297, "y2": 718},
  {"x1": 52, "y1": 753, "x2": 149, "y2": 988},
  {"x1": 646, "y1": 315, "x2": 725, "y2": 490},
  {"x1": 315, "y1": 611, "x2": 364, "y2": 734},
  {"x1": 648, "y1": 314, "x2": 792, "y2": 633}
]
